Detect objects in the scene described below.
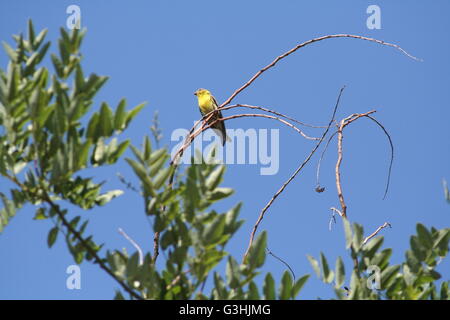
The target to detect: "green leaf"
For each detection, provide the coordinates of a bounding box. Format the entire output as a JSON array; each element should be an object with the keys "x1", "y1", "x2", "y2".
[
  {"x1": 51, "y1": 54, "x2": 64, "y2": 78},
  {"x1": 58, "y1": 38, "x2": 69, "y2": 65},
  {"x1": 149, "y1": 153, "x2": 167, "y2": 177},
  {"x1": 202, "y1": 215, "x2": 226, "y2": 246},
  {"x1": 380, "y1": 265, "x2": 401, "y2": 289},
  {"x1": 68, "y1": 94, "x2": 87, "y2": 122},
  {"x1": 405, "y1": 249, "x2": 421, "y2": 273},
  {"x1": 433, "y1": 229, "x2": 450, "y2": 252},
  {"x1": 307, "y1": 255, "x2": 321, "y2": 278},
  {"x1": 149, "y1": 148, "x2": 166, "y2": 165},
  {"x1": 33, "y1": 208, "x2": 47, "y2": 220},
  {"x1": 279, "y1": 271, "x2": 293, "y2": 300},
  {"x1": 205, "y1": 165, "x2": 225, "y2": 191},
  {"x1": 126, "y1": 252, "x2": 140, "y2": 280},
  {"x1": 410, "y1": 235, "x2": 427, "y2": 261},
  {"x1": 24, "y1": 42, "x2": 50, "y2": 75},
  {"x1": 246, "y1": 231, "x2": 267, "y2": 269},
  {"x1": 440, "y1": 281, "x2": 448, "y2": 300},
  {"x1": 114, "y1": 98, "x2": 127, "y2": 131},
  {"x1": 335, "y1": 256, "x2": 345, "y2": 288},
  {"x1": 2, "y1": 42, "x2": 17, "y2": 62},
  {"x1": 0, "y1": 193, "x2": 15, "y2": 220},
  {"x1": 7, "y1": 63, "x2": 19, "y2": 100},
  {"x1": 109, "y1": 139, "x2": 130, "y2": 163},
  {"x1": 143, "y1": 136, "x2": 152, "y2": 160},
  {"x1": 352, "y1": 223, "x2": 364, "y2": 252},
  {"x1": 213, "y1": 273, "x2": 228, "y2": 299},
  {"x1": 74, "y1": 65, "x2": 85, "y2": 93},
  {"x1": 362, "y1": 236, "x2": 384, "y2": 259},
  {"x1": 28, "y1": 19, "x2": 36, "y2": 46},
  {"x1": 320, "y1": 252, "x2": 334, "y2": 283},
  {"x1": 99, "y1": 102, "x2": 113, "y2": 137},
  {"x1": 370, "y1": 248, "x2": 392, "y2": 270},
  {"x1": 292, "y1": 274, "x2": 310, "y2": 298},
  {"x1": 47, "y1": 226, "x2": 59, "y2": 248},
  {"x1": 93, "y1": 138, "x2": 106, "y2": 164},
  {"x1": 348, "y1": 271, "x2": 360, "y2": 300},
  {"x1": 248, "y1": 281, "x2": 260, "y2": 300},
  {"x1": 125, "y1": 158, "x2": 154, "y2": 196},
  {"x1": 125, "y1": 102, "x2": 146, "y2": 128},
  {"x1": 208, "y1": 187, "x2": 234, "y2": 201},
  {"x1": 416, "y1": 223, "x2": 433, "y2": 250},
  {"x1": 343, "y1": 218, "x2": 352, "y2": 249},
  {"x1": 86, "y1": 113, "x2": 99, "y2": 140},
  {"x1": 225, "y1": 256, "x2": 240, "y2": 289},
  {"x1": 34, "y1": 28, "x2": 48, "y2": 49},
  {"x1": 96, "y1": 190, "x2": 124, "y2": 206},
  {"x1": 77, "y1": 140, "x2": 91, "y2": 169},
  {"x1": 114, "y1": 290, "x2": 125, "y2": 300},
  {"x1": 224, "y1": 202, "x2": 243, "y2": 235},
  {"x1": 263, "y1": 273, "x2": 276, "y2": 300},
  {"x1": 153, "y1": 167, "x2": 172, "y2": 190},
  {"x1": 130, "y1": 144, "x2": 145, "y2": 166}
]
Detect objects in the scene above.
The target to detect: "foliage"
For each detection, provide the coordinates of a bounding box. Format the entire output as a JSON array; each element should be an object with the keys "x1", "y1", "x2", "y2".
[
  {"x1": 308, "y1": 220, "x2": 450, "y2": 300},
  {"x1": 0, "y1": 21, "x2": 309, "y2": 300},
  {"x1": 0, "y1": 20, "x2": 447, "y2": 300},
  {"x1": 110, "y1": 142, "x2": 310, "y2": 299},
  {"x1": 0, "y1": 20, "x2": 144, "y2": 261}
]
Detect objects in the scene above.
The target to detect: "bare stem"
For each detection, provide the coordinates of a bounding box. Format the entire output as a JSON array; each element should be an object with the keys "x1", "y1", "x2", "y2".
[{"x1": 243, "y1": 86, "x2": 346, "y2": 261}]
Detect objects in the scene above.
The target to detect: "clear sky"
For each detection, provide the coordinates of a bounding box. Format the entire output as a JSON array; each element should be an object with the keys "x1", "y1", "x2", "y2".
[{"x1": 0, "y1": 1, "x2": 449, "y2": 299}]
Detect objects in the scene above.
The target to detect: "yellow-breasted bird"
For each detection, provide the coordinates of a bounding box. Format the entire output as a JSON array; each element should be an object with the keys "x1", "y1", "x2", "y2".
[{"x1": 194, "y1": 88, "x2": 230, "y2": 146}]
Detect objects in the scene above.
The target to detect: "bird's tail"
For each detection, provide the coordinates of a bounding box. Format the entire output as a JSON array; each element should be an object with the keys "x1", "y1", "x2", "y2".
[{"x1": 212, "y1": 128, "x2": 231, "y2": 146}]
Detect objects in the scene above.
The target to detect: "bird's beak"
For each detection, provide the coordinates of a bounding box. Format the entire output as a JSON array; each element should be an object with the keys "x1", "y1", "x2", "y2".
[{"x1": 193, "y1": 91, "x2": 197, "y2": 96}]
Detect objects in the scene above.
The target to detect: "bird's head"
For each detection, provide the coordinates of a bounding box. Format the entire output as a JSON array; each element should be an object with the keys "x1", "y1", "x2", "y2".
[{"x1": 194, "y1": 88, "x2": 210, "y2": 97}]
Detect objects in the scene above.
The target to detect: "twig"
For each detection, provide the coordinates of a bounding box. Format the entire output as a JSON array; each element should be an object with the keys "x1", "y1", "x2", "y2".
[
  {"x1": 220, "y1": 34, "x2": 420, "y2": 109},
  {"x1": 335, "y1": 111, "x2": 377, "y2": 218},
  {"x1": 4, "y1": 173, "x2": 143, "y2": 299},
  {"x1": 118, "y1": 228, "x2": 144, "y2": 265},
  {"x1": 232, "y1": 104, "x2": 327, "y2": 129},
  {"x1": 166, "y1": 269, "x2": 190, "y2": 291},
  {"x1": 266, "y1": 247, "x2": 296, "y2": 281},
  {"x1": 365, "y1": 115, "x2": 394, "y2": 200},
  {"x1": 117, "y1": 173, "x2": 139, "y2": 193},
  {"x1": 316, "y1": 130, "x2": 338, "y2": 190},
  {"x1": 152, "y1": 231, "x2": 160, "y2": 264},
  {"x1": 330, "y1": 207, "x2": 344, "y2": 217},
  {"x1": 41, "y1": 191, "x2": 143, "y2": 299},
  {"x1": 171, "y1": 111, "x2": 320, "y2": 166},
  {"x1": 363, "y1": 222, "x2": 391, "y2": 245},
  {"x1": 328, "y1": 209, "x2": 337, "y2": 231},
  {"x1": 243, "y1": 86, "x2": 346, "y2": 261}
]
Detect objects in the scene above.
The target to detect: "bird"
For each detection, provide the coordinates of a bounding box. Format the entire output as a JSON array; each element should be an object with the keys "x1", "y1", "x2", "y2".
[{"x1": 194, "y1": 88, "x2": 230, "y2": 146}]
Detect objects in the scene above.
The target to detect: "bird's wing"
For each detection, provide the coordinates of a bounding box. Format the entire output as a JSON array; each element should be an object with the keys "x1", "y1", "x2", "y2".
[
  {"x1": 211, "y1": 95, "x2": 224, "y2": 118},
  {"x1": 211, "y1": 95, "x2": 219, "y2": 110}
]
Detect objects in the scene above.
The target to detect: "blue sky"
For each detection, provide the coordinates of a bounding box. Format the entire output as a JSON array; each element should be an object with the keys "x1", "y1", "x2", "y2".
[{"x1": 0, "y1": 1, "x2": 449, "y2": 299}]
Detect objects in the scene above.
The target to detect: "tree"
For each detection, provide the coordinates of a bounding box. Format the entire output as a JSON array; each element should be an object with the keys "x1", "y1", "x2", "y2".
[{"x1": 0, "y1": 21, "x2": 448, "y2": 300}]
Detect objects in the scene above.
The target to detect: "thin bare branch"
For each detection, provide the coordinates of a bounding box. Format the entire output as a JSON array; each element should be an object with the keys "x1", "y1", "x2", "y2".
[
  {"x1": 316, "y1": 130, "x2": 338, "y2": 190},
  {"x1": 231, "y1": 104, "x2": 327, "y2": 129},
  {"x1": 363, "y1": 222, "x2": 392, "y2": 245},
  {"x1": 266, "y1": 247, "x2": 296, "y2": 281},
  {"x1": 166, "y1": 269, "x2": 190, "y2": 291},
  {"x1": 118, "y1": 228, "x2": 143, "y2": 265},
  {"x1": 38, "y1": 190, "x2": 142, "y2": 299},
  {"x1": 220, "y1": 34, "x2": 420, "y2": 109},
  {"x1": 243, "y1": 86, "x2": 346, "y2": 261},
  {"x1": 335, "y1": 111, "x2": 377, "y2": 218},
  {"x1": 171, "y1": 111, "x2": 320, "y2": 166},
  {"x1": 152, "y1": 231, "x2": 160, "y2": 264},
  {"x1": 330, "y1": 207, "x2": 344, "y2": 217},
  {"x1": 365, "y1": 115, "x2": 394, "y2": 200}
]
